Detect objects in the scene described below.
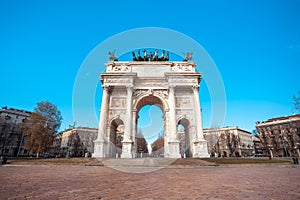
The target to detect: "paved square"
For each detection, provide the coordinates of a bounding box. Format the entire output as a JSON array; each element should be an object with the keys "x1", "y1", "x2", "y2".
[{"x1": 1, "y1": 164, "x2": 299, "y2": 199}]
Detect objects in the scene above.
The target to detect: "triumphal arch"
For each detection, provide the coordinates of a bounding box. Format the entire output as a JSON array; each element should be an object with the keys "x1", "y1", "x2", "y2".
[{"x1": 93, "y1": 50, "x2": 209, "y2": 158}]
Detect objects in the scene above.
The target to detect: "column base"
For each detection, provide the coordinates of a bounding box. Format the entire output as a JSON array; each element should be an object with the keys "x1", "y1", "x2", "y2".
[
  {"x1": 121, "y1": 139, "x2": 133, "y2": 158},
  {"x1": 168, "y1": 139, "x2": 181, "y2": 158},
  {"x1": 92, "y1": 139, "x2": 107, "y2": 158},
  {"x1": 193, "y1": 139, "x2": 210, "y2": 158}
]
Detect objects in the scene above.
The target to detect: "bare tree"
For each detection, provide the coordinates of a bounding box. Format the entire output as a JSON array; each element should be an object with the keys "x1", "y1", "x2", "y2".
[
  {"x1": 136, "y1": 132, "x2": 148, "y2": 154},
  {"x1": 24, "y1": 101, "x2": 62, "y2": 157},
  {"x1": 67, "y1": 131, "x2": 83, "y2": 157},
  {"x1": 0, "y1": 118, "x2": 18, "y2": 156},
  {"x1": 294, "y1": 91, "x2": 300, "y2": 111},
  {"x1": 151, "y1": 136, "x2": 164, "y2": 157}
]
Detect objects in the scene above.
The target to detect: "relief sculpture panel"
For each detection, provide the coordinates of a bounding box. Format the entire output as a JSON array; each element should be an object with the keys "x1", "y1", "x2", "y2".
[
  {"x1": 175, "y1": 97, "x2": 192, "y2": 108},
  {"x1": 110, "y1": 97, "x2": 126, "y2": 108}
]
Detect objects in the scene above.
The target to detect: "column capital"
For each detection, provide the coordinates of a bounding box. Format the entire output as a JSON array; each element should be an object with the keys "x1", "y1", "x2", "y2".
[
  {"x1": 102, "y1": 85, "x2": 110, "y2": 91},
  {"x1": 126, "y1": 85, "x2": 134, "y2": 89},
  {"x1": 192, "y1": 85, "x2": 199, "y2": 91},
  {"x1": 126, "y1": 85, "x2": 134, "y2": 94},
  {"x1": 169, "y1": 85, "x2": 175, "y2": 94}
]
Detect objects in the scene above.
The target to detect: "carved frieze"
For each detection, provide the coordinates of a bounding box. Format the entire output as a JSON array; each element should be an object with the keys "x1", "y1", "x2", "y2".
[
  {"x1": 168, "y1": 78, "x2": 198, "y2": 84},
  {"x1": 104, "y1": 78, "x2": 132, "y2": 84},
  {"x1": 133, "y1": 89, "x2": 169, "y2": 99},
  {"x1": 133, "y1": 89, "x2": 148, "y2": 99},
  {"x1": 106, "y1": 63, "x2": 131, "y2": 72},
  {"x1": 154, "y1": 90, "x2": 168, "y2": 99},
  {"x1": 171, "y1": 63, "x2": 194, "y2": 72}
]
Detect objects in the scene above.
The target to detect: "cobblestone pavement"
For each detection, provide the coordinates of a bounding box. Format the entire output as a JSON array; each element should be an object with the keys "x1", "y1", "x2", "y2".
[{"x1": 0, "y1": 164, "x2": 299, "y2": 200}]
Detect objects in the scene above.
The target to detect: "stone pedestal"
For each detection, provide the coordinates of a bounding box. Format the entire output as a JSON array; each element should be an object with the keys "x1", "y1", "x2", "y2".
[
  {"x1": 168, "y1": 139, "x2": 181, "y2": 158},
  {"x1": 121, "y1": 139, "x2": 133, "y2": 158},
  {"x1": 193, "y1": 139, "x2": 210, "y2": 158},
  {"x1": 92, "y1": 139, "x2": 107, "y2": 158}
]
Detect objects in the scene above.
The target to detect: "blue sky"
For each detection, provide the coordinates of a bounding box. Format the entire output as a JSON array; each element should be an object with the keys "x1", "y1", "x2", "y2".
[{"x1": 1, "y1": 1, "x2": 299, "y2": 138}]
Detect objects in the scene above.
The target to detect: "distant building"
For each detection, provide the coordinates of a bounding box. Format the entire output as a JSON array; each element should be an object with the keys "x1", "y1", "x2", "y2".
[
  {"x1": 203, "y1": 126, "x2": 255, "y2": 157},
  {"x1": 252, "y1": 135, "x2": 262, "y2": 156},
  {"x1": 59, "y1": 127, "x2": 98, "y2": 157},
  {"x1": 256, "y1": 114, "x2": 300, "y2": 157},
  {"x1": 51, "y1": 133, "x2": 62, "y2": 156},
  {"x1": 0, "y1": 106, "x2": 31, "y2": 157},
  {"x1": 0, "y1": 107, "x2": 30, "y2": 124}
]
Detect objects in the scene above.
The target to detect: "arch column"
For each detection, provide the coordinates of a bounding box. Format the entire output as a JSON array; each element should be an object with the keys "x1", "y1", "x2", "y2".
[
  {"x1": 167, "y1": 86, "x2": 181, "y2": 158},
  {"x1": 192, "y1": 85, "x2": 204, "y2": 139},
  {"x1": 192, "y1": 85, "x2": 210, "y2": 158},
  {"x1": 131, "y1": 109, "x2": 137, "y2": 158},
  {"x1": 121, "y1": 85, "x2": 134, "y2": 158},
  {"x1": 93, "y1": 85, "x2": 110, "y2": 158}
]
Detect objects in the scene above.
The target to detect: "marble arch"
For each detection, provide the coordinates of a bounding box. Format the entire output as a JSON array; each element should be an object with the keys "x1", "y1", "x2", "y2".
[{"x1": 93, "y1": 61, "x2": 209, "y2": 158}]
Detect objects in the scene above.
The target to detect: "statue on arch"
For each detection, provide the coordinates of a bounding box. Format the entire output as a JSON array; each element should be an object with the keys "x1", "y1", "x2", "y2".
[
  {"x1": 164, "y1": 51, "x2": 169, "y2": 61},
  {"x1": 132, "y1": 52, "x2": 138, "y2": 61},
  {"x1": 153, "y1": 49, "x2": 159, "y2": 61},
  {"x1": 108, "y1": 50, "x2": 118, "y2": 61},
  {"x1": 143, "y1": 49, "x2": 149, "y2": 61},
  {"x1": 137, "y1": 50, "x2": 143, "y2": 61},
  {"x1": 149, "y1": 51, "x2": 154, "y2": 61},
  {"x1": 158, "y1": 50, "x2": 165, "y2": 61},
  {"x1": 183, "y1": 52, "x2": 193, "y2": 61}
]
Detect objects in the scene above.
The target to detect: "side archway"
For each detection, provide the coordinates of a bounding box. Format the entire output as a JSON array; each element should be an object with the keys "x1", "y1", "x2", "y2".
[
  {"x1": 177, "y1": 117, "x2": 192, "y2": 158},
  {"x1": 108, "y1": 117, "x2": 124, "y2": 158}
]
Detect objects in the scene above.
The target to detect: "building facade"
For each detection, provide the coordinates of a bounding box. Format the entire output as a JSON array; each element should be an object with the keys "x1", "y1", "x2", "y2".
[
  {"x1": 59, "y1": 127, "x2": 98, "y2": 157},
  {"x1": 256, "y1": 114, "x2": 300, "y2": 157},
  {"x1": 203, "y1": 126, "x2": 255, "y2": 157},
  {"x1": 0, "y1": 107, "x2": 31, "y2": 157}
]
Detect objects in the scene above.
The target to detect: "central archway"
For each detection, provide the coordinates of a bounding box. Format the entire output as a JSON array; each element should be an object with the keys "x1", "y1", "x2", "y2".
[{"x1": 134, "y1": 94, "x2": 168, "y2": 157}]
